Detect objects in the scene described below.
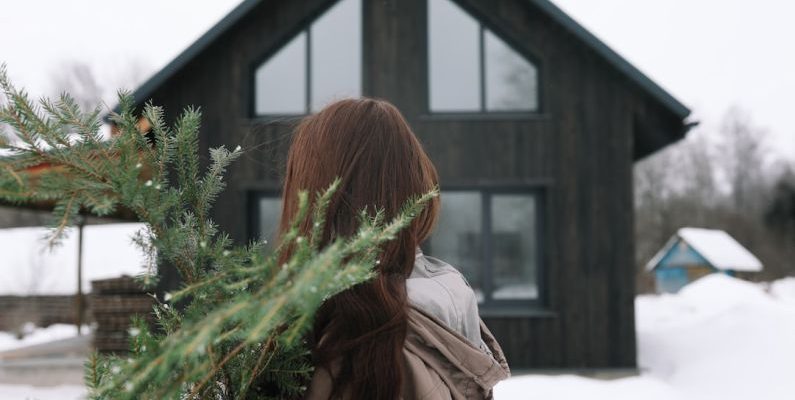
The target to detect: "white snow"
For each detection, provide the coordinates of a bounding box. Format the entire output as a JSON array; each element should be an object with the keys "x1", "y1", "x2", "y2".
[
  {"x1": 0, "y1": 384, "x2": 85, "y2": 400},
  {"x1": 0, "y1": 324, "x2": 87, "y2": 352},
  {"x1": 0, "y1": 223, "x2": 148, "y2": 295},
  {"x1": 768, "y1": 277, "x2": 795, "y2": 304},
  {"x1": 495, "y1": 274, "x2": 795, "y2": 400},
  {"x1": 495, "y1": 374, "x2": 682, "y2": 400},
  {"x1": 647, "y1": 227, "x2": 763, "y2": 272},
  {"x1": 677, "y1": 227, "x2": 763, "y2": 271},
  {"x1": 492, "y1": 283, "x2": 538, "y2": 300}
]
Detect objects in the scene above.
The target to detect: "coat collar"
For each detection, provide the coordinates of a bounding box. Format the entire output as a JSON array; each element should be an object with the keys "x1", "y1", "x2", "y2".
[{"x1": 405, "y1": 306, "x2": 510, "y2": 396}]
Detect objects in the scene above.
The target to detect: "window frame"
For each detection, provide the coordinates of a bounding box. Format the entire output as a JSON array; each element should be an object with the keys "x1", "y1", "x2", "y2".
[
  {"x1": 248, "y1": 186, "x2": 549, "y2": 316},
  {"x1": 247, "y1": 0, "x2": 364, "y2": 120},
  {"x1": 424, "y1": 0, "x2": 545, "y2": 117},
  {"x1": 424, "y1": 186, "x2": 548, "y2": 314},
  {"x1": 247, "y1": 188, "x2": 283, "y2": 246}
]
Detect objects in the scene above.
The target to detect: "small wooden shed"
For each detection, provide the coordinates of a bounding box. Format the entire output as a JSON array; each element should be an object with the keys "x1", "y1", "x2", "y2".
[{"x1": 646, "y1": 227, "x2": 763, "y2": 293}]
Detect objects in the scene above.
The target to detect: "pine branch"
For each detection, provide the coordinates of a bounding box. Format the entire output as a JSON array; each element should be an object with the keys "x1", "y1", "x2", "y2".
[{"x1": 0, "y1": 66, "x2": 438, "y2": 399}]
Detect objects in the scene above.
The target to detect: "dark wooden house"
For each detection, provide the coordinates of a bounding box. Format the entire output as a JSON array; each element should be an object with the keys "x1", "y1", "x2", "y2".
[{"x1": 124, "y1": 0, "x2": 691, "y2": 371}]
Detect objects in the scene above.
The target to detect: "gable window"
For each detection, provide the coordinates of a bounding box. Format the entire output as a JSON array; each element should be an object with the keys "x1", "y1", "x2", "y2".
[
  {"x1": 425, "y1": 189, "x2": 543, "y2": 309},
  {"x1": 253, "y1": 0, "x2": 361, "y2": 116},
  {"x1": 428, "y1": 0, "x2": 539, "y2": 113}
]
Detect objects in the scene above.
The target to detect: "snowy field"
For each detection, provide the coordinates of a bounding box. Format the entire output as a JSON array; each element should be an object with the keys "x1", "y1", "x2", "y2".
[
  {"x1": 1, "y1": 274, "x2": 794, "y2": 399},
  {"x1": 0, "y1": 384, "x2": 85, "y2": 400},
  {"x1": 0, "y1": 324, "x2": 86, "y2": 352},
  {"x1": 496, "y1": 275, "x2": 795, "y2": 400}
]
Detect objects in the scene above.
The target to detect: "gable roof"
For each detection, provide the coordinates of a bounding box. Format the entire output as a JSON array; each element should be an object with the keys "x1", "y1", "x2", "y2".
[
  {"x1": 528, "y1": 0, "x2": 689, "y2": 120},
  {"x1": 646, "y1": 227, "x2": 763, "y2": 272},
  {"x1": 121, "y1": 0, "x2": 690, "y2": 121},
  {"x1": 118, "y1": 0, "x2": 262, "y2": 113}
]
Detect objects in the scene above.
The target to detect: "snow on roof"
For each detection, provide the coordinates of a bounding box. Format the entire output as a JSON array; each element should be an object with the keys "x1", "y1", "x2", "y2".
[
  {"x1": 677, "y1": 228, "x2": 762, "y2": 272},
  {"x1": 647, "y1": 227, "x2": 763, "y2": 272}
]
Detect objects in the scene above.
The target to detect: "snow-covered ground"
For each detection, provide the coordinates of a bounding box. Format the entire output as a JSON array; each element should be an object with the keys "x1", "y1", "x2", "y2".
[
  {"x1": 1, "y1": 274, "x2": 793, "y2": 399},
  {"x1": 0, "y1": 384, "x2": 85, "y2": 400},
  {"x1": 496, "y1": 274, "x2": 795, "y2": 400},
  {"x1": 0, "y1": 223, "x2": 147, "y2": 295},
  {"x1": 0, "y1": 324, "x2": 88, "y2": 352}
]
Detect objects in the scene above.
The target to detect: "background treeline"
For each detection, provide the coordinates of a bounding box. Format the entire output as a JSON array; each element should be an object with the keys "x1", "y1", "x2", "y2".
[{"x1": 634, "y1": 107, "x2": 795, "y2": 293}]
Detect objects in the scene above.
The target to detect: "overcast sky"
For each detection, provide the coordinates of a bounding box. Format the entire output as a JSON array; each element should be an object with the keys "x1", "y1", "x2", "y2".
[{"x1": 1, "y1": 0, "x2": 793, "y2": 161}]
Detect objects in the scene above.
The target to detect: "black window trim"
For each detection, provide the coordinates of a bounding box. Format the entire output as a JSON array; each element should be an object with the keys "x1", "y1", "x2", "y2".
[
  {"x1": 425, "y1": 185, "x2": 548, "y2": 314},
  {"x1": 248, "y1": 184, "x2": 550, "y2": 316},
  {"x1": 247, "y1": 187, "x2": 283, "y2": 244},
  {"x1": 247, "y1": 0, "x2": 364, "y2": 119},
  {"x1": 424, "y1": 0, "x2": 545, "y2": 117}
]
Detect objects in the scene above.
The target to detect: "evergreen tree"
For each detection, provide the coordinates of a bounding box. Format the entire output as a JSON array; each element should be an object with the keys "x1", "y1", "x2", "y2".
[{"x1": 0, "y1": 65, "x2": 437, "y2": 399}]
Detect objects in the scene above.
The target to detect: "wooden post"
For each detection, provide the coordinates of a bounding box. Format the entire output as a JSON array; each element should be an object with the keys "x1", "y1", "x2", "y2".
[{"x1": 76, "y1": 215, "x2": 85, "y2": 336}]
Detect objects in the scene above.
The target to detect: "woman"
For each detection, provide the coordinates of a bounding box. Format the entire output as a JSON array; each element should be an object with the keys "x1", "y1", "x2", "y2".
[{"x1": 277, "y1": 98, "x2": 509, "y2": 399}]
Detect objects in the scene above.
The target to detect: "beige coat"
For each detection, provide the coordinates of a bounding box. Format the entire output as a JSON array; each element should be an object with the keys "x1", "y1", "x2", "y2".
[
  {"x1": 401, "y1": 306, "x2": 511, "y2": 399},
  {"x1": 304, "y1": 306, "x2": 510, "y2": 399},
  {"x1": 305, "y1": 251, "x2": 510, "y2": 399}
]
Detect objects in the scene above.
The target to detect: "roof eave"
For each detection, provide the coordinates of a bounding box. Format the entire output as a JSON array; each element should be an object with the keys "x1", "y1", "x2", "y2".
[
  {"x1": 113, "y1": 0, "x2": 692, "y2": 126},
  {"x1": 530, "y1": 0, "x2": 691, "y2": 121},
  {"x1": 109, "y1": 0, "x2": 265, "y2": 115}
]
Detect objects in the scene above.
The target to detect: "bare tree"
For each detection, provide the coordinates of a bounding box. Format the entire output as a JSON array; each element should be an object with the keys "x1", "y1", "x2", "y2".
[
  {"x1": 716, "y1": 107, "x2": 773, "y2": 215},
  {"x1": 0, "y1": 59, "x2": 151, "y2": 228},
  {"x1": 50, "y1": 61, "x2": 105, "y2": 111},
  {"x1": 634, "y1": 106, "x2": 792, "y2": 291},
  {"x1": 49, "y1": 59, "x2": 151, "y2": 110},
  {"x1": 107, "y1": 58, "x2": 151, "y2": 98}
]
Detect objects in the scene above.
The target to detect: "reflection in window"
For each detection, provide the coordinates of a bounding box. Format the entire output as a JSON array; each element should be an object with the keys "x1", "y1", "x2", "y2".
[
  {"x1": 429, "y1": 192, "x2": 483, "y2": 301},
  {"x1": 485, "y1": 31, "x2": 539, "y2": 111},
  {"x1": 254, "y1": 0, "x2": 361, "y2": 115},
  {"x1": 427, "y1": 190, "x2": 541, "y2": 305},
  {"x1": 254, "y1": 33, "x2": 306, "y2": 115},
  {"x1": 428, "y1": 0, "x2": 480, "y2": 112},
  {"x1": 491, "y1": 195, "x2": 538, "y2": 300},
  {"x1": 311, "y1": 0, "x2": 362, "y2": 112},
  {"x1": 428, "y1": 0, "x2": 539, "y2": 113},
  {"x1": 258, "y1": 197, "x2": 282, "y2": 251}
]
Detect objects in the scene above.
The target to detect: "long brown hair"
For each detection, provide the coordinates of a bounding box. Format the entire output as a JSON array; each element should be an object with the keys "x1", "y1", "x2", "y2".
[{"x1": 277, "y1": 98, "x2": 440, "y2": 399}]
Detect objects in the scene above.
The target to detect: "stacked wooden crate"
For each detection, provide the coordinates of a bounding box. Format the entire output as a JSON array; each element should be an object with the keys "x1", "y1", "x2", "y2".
[
  {"x1": 0, "y1": 295, "x2": 88, "y2": 332},
  {"x1": 91, "y1": 276, "x2": 154, "y2": 353}
]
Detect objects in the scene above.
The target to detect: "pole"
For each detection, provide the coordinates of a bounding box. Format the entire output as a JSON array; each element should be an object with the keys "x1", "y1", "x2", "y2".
[{"x1": 76, "y1": 215, "x2": 85, "y2": 336}]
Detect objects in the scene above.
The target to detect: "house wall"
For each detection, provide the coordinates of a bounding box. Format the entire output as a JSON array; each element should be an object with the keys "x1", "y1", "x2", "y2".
[{"x1": 141, "y1": 0, "x2": 683, "y2": 369}]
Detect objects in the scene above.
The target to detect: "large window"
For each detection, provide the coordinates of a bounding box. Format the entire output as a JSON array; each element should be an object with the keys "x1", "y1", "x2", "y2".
[
  {"x1": 256, "y1": 197, "x2": 282, "y2": 250},
  {"x1": 428, "y1": 0, "x2": 539, "y2": 113},
  {"x1": 253, "y1": 0, "x2": 361, "y2": 116},
  {"x1": 253, "y1": 189, "x2": 544, "y2": 308},
  {"x1": 425, "y1": 190, "x2": 543, "y2": 307}
]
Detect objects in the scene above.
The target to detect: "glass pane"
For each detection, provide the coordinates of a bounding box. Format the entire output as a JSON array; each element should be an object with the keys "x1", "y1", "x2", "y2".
[
  {"x1": 258, "y1": 197, "x2": 282, "y2": 251},
  {"x1": 491, "y1": 194, "x2": 539, "y2": 300},
  {"x1": 427, "y1": 192, "x2": 483, "y2": 302},
  {"x1": 254, "y1": 32, "x2": 307, "y2": 115},
  {"x1": 310, "y1": 0, "x2": 361, "y2": 112},
  {"x1": 484, "y1": 30, "x2": 538, "y2": 111},
  {"x1": 428, "y1": 0, "x2": 481, "y2": 112}
]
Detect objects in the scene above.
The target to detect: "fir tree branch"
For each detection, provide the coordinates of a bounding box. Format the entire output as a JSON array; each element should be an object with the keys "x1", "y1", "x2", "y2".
[{"x1": 0, "y1": 67, "x2": 439, "y2": 399}]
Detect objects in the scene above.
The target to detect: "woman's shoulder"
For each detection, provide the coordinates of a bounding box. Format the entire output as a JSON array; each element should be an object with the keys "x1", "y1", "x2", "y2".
[
  {"x1": 407, "y1": 252, "x2": 473, "y2": 299},
  {"x1": 406, "y1": 251, "x2": 482, "y2": 347}
]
